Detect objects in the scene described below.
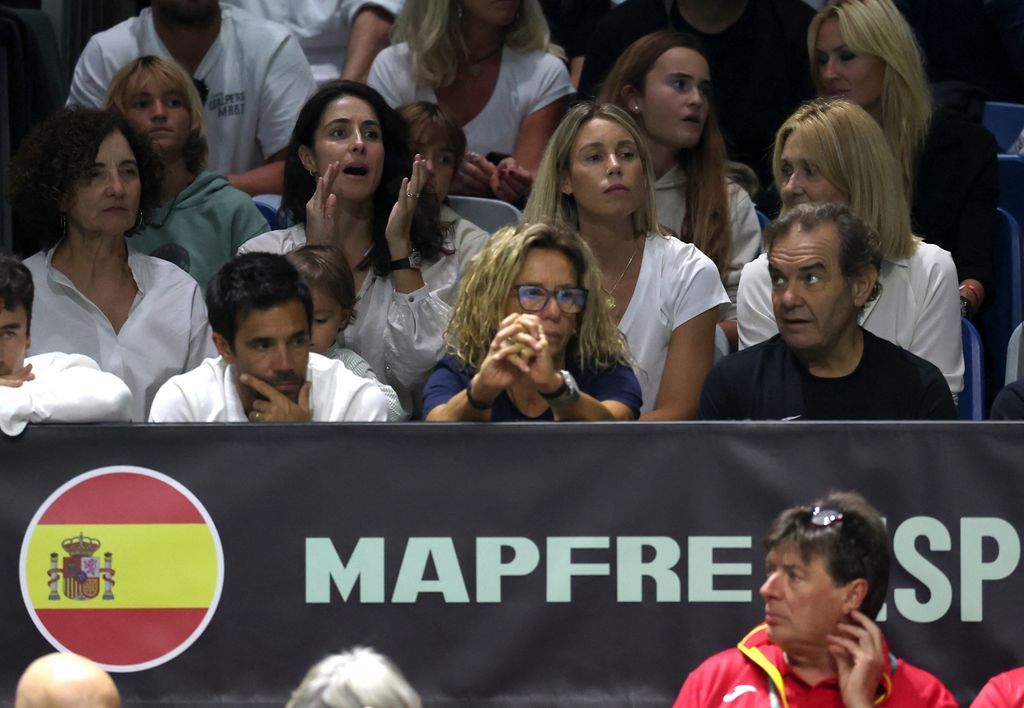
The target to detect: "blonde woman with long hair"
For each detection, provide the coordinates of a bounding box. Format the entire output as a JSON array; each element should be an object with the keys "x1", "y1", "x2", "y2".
[
  {"x1": 809, "y1": 0, "x2": 997, "y2": 317},
  {"x1": 599, "y1": 30, "x2": 761, "y2": 348},
  {"x1": 424, "y1": 222, "x2": 641, "y2": 421},
  {"x1": 524, "y1": 102, "x2": 728, "y2": 420},
  {"x1": 736, "y1": 98, "x2": 963, "y2": 394},
  {"x1": 368, "y1": 0, "x2": 572, "y2": 205}
]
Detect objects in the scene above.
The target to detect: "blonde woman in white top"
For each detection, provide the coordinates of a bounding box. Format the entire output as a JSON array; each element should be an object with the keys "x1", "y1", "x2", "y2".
[{"x1": 525, "y1": 102, "x2": 728, "y2": 419}]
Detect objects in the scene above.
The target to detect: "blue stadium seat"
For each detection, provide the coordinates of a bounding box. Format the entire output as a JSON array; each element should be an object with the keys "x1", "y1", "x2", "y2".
[
  {"x1": 447, "y1": 195, "x2": 521, "y2": 234},
  {"x1": 960, "y1": 317, "x2": 985, "y2": 421},
  {"x1": 252, "y1": 193, "x2": 287, "y2": 230},
  {"x1": 982, "y1": 101, "x2": 1024, "y2": 151},
  {"x1": 998, "y1": 154, "x2": 1024, "y2": 230},
  {"x1": 755, "y1": 209, "x2": 770, "y2": 233},
  {"x1": 980, "y1": 208, "x2": 1024, "y2": 391}
]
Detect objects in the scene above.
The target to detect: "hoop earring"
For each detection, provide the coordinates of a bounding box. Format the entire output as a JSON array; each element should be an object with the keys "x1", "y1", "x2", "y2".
[
  {"x1": 59, "y1": 212, "x2": 67, "y2": 239},
  {"x1": 456, "y1": 1, "x2": 462, "y2": 20},
  {"x1": 134, "y1": 210, "x2": 144, "y2": 232}
]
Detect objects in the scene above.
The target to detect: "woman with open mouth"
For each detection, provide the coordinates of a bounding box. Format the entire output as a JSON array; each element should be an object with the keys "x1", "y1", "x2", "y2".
[{"x1": 239, "y1": 81, "x2": 488, "y2": 417}]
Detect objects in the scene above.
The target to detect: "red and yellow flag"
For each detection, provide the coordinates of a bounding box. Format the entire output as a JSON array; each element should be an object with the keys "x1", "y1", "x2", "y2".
[{"x1": 20, "y1": 467, "x2": 223, "y2": 671}]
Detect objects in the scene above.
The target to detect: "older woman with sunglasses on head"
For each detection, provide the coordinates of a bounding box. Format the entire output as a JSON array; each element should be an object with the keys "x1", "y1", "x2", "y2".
[{"x1": 424, "y1": 221, "x2": 641, "y2": 421}]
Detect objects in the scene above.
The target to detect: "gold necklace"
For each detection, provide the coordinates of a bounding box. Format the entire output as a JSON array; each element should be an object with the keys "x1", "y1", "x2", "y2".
[{"x1": 605, "y1": 241, "x2": 640, "y2": 300}]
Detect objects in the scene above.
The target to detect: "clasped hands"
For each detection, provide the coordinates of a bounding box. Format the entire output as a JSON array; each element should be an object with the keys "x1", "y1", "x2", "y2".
[{"x1": 469, "y1": 313, "x2": 561, "y2": 403}]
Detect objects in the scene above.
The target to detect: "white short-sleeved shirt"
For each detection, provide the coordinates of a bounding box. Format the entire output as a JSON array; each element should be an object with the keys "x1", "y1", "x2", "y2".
[
  {"x1": 368, "y1": 43, "x2": 573, "y2": 157},
  {"x1": 736, "y1": 241, "x2": 965, "y2": 394},
  {"x1": 67, "y1": 6, "x2": 316, "y2": 174},
  {"x1": 0, "y1": 353, "x2": 133, "y2": 436},
  {"x1": 221, "y1": 0, "x2": 404, "y2": 84},
  {"x1": 621, "y1": 234, "x2": 730, "y2": 413},
  {"x1": 149, "y1": 353, "x2": 389, "y2": 422},
  {"x1": 655, "y1": 167, "x2": 762, "y2": 320},
  {"x1": 238, "y1": 206, "x2": 490, "y2": 412},
  {"x1": 24, "y1": 246, "x2": 216, "y2": 420}
]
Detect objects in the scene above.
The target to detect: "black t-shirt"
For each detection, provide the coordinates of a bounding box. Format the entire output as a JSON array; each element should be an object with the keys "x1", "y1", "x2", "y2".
[
  {"x1": 578, "y1": 0, "x2": 815, "y2": 189},
  {"x1": 698, "y1": 330, "x2": 957, "y2": 420},
  {"x1": 990, "y1": 379, "x2": 1024, "y2": 420}
]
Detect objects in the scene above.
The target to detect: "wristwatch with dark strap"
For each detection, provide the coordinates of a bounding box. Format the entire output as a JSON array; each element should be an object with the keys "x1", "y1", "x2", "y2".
[
  {"x1": 539, "y1": 370, "x2": 581, "y2": 408},
  {"x1": 390, "y1": 250, "x2": 422, "y2": 271}
]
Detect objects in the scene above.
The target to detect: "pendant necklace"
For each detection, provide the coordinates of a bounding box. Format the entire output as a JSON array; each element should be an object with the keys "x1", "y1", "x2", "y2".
[
  {"x1": 466, "y1": 45, "x2": 502, "y2": 76},
  {"x1": 604, "y1": 240, "x2": 640, "y2": 309}
]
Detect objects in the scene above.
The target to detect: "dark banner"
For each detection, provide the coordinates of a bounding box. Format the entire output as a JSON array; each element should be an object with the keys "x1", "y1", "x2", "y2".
[{"x1": 2, "y1": 423, "x2": 1024, "y2": 706}]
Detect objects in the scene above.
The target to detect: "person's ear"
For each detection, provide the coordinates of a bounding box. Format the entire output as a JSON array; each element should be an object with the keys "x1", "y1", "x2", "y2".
[
  {"x1": 622, "y1": 85, "x2": 644, "y2": 115},
  {"x1": 338, "y1": 308, "x2": 352, "y2": 332},
  {"x1": 298, "y1": 145, "x2": 317, "y2": 176},
  {"x1": 212, "y1": 332, "x2": 234, "y2": 362},
  {"x1": 850, "y1": 265, "x2": 877, "y2": 307},
  {"x1": 841, "y1": 577, "x2": 869, "y2": 614},
  {"x1": 560, "y1": 170, "x2": 573, "y2": 196}
]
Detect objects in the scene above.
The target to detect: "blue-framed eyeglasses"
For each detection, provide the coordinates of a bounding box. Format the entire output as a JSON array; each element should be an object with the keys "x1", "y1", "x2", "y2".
[{"x1": 512, "y1": 285, "x2": 588, "y2": 314}]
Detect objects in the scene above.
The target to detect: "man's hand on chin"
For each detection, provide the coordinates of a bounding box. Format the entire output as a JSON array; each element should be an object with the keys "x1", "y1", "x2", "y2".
[
  {"x1": 240, "y1": 374, "x2": 312, "y2": 422},
  {"x1": 0, "y1": 363, "x2": 34, "y2": 388}
]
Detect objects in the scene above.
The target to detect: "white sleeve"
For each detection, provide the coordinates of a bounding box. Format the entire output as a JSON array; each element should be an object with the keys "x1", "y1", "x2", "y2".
[
  {"x1": 343, "y1": 381, "x2": 391, "y2": 422},
  {"x1": 381, "y1": 283, "x2": 452, "y2": 399},
  {"x1": 256, "y1": 34, "x2": 317, "y2": 159},
  {"x1": 909, "y1": 246, "x2": 965, "y2": 394},
  {"x1": 522, "y1": 53, "x2": 574, "y2": 114},
  {"x1": 185, "y1": 284, "x2": 217, "y2": 370},
  {"x1": 667, "y1": 243, "x2": 730, "y2": 329},
  {"x1": 736, "y1": 255, "x2": 778, "y2": 349},
  {"x1": 367, "y1": 45, "x2": 410, "y2": 108},
  {"x1": 0, "y1": 354, "x2": 133, "y2": 436},
  {"x1": 342, "y1": 0, "x2": 404, "y2": 24},
  {"x1": 67, "y1": 36, "x2": 111, "y2": 109},
  {"x1": 723, "y1": 184, "x2": 762, "y2": 320},
  {"x1": 148, "y1": 379, "x2": 193, "y2": 422}
]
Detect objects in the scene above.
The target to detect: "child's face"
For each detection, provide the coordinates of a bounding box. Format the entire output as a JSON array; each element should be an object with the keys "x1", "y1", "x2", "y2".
[
  {"x1": 309, "y1": 287, "x2": 351, "y2": 354},
  {"x1": 411, "y1": 129, "x2": 458, "y2": 202}
]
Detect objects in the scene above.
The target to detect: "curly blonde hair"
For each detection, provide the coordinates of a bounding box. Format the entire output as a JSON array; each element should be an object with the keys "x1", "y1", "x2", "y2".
[
  {"x1": 809, "y1": 0, "x2": 931, "y2": 200},
  {"x1": 445, "y1": 221, "x2": 632, "y2": 370},
  {"x1": 392, "y1": 0, "x2": 563, "y2": 88}
]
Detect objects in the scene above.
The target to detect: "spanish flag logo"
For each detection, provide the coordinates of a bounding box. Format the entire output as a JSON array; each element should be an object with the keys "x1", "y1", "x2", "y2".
[{"x1": 19, "y1": 466, "x2": 224, "y2": 672}]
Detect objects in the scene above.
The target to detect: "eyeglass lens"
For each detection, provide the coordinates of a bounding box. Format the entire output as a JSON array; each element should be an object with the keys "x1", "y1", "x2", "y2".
[{"x1": 515, "y1": 285, "x2": 587, "y2": 314}]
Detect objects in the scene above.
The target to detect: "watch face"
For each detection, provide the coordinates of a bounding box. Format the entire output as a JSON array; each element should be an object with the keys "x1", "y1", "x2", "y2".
[{"x1": 409, "y1": 251, "x2": 422, "y2": 268}]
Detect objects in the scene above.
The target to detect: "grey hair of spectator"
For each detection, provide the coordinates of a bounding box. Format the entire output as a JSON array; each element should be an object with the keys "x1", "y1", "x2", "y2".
[
  {"x1": 765, "y1": 202, "x2": 883, "y2": 303},
  {"x1": 286, "y1": 647, "x2": 422, "y2": 708}
]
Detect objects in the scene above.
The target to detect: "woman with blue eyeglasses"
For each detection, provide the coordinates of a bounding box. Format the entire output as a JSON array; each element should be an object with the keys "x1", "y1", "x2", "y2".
[{"x1": 423, "y1": 221, "x2": 641, "y2": 421}]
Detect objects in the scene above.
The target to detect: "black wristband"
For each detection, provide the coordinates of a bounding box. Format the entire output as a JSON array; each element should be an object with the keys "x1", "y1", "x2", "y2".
[
  {"x1": 465, "y1": 381, "x2": 494, "y2": 410},
  {"x1": 539, "y1": 376, "x2": 568, "y2": 401}
]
